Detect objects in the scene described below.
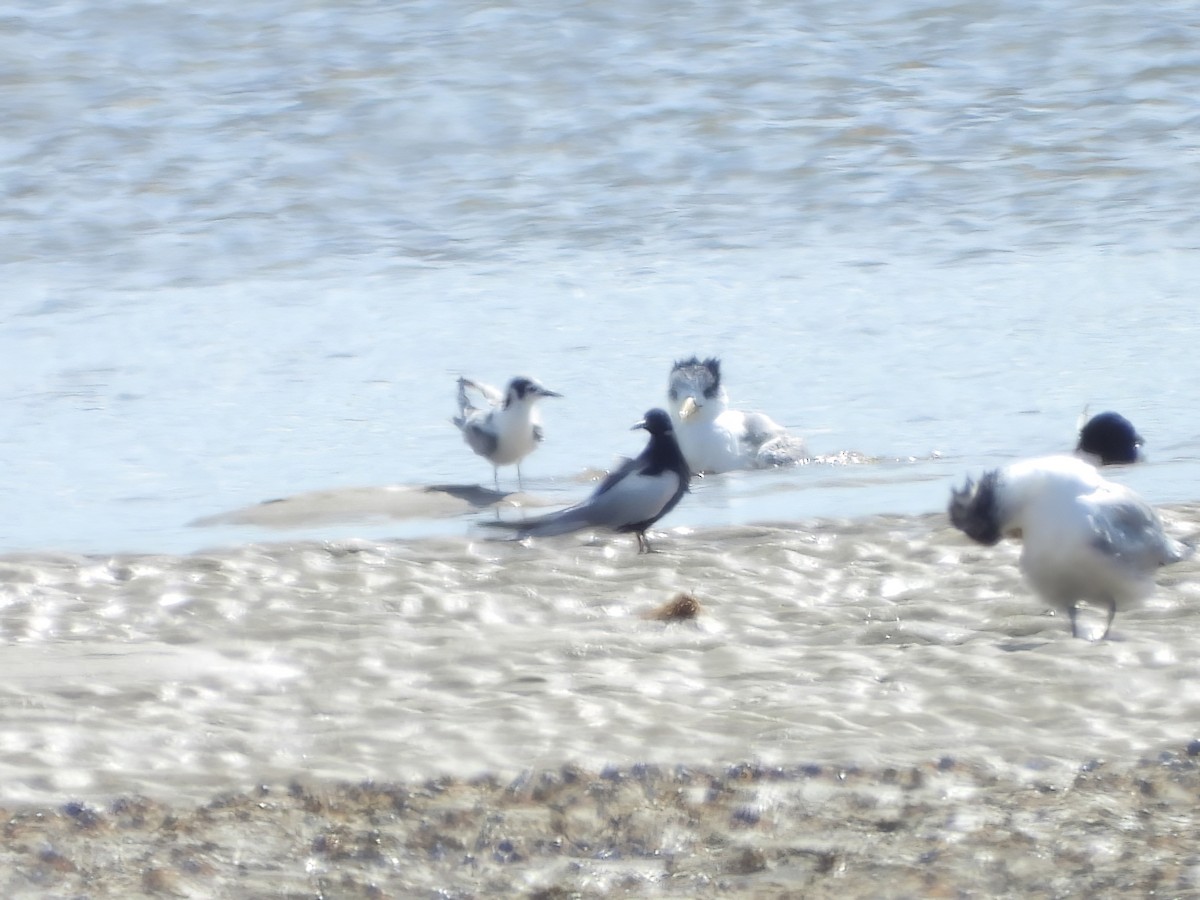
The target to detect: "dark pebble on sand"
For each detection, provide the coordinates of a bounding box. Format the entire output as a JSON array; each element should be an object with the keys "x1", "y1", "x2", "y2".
[
  {"x1": 731, "y1": 806, "x2": 761, "y2": 827},
  {"x1": 62, "y1": 802, "x2": 102, "y2": 830},
  {"x1": 561, "y1": 764, "x2": 582, "y2": 783},
  {"x1": 493, "y1": 839, "x2": 521, "y2": 864},
  {"x1": 726, "y1": 847, "x2": 767, "y2": 875}
]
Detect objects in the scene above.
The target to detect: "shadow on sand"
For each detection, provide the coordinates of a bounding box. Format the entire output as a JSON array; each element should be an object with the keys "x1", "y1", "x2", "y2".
[{"x1": 190, "y1": 483, "x2": 560, "y2": 531}]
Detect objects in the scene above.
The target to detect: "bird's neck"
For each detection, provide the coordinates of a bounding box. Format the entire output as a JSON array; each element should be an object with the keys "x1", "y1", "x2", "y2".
[
  {"x1": 646, "y1": 434, "x2": 690, "y2": 479},
  {"x1": 498, "y1": 402, "x2": 538, "y2": 431}
]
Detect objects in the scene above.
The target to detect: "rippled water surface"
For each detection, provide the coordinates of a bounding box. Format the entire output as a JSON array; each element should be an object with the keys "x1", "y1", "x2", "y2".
[{"x1": 2, "y1": 0, "x2": 1200, "y2": 819}]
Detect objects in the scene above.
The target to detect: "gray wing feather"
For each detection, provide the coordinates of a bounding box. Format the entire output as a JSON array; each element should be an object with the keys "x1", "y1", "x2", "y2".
[
  {"x1": 506, "y1": 506, "x2": 597, "y2": 537},
  {"x1": 460, "y1": 377, "x2": 504, "y2": 406},
  {"x1": 454, "y1": 378, "x2": 502, "y2": 460},
  {"x1": 741, "y1": 411, "x2": 787, "y2": 446},
  {"x1": 530, "y1": 472, "x2": 679, "y2": 534},
  {"x1": 1089, "y1": 496, "x2": 1188, "y2": 568},
  {"x1": 492, "y1": 471, "x2": 680, "y2": 537},
  {"x1": 578, "y1": 472, "x2": 677, "y2": 528},
  {"x1": 741, "y1": 413, "x2": 808, "y2": 466},
  {"x1": 460, "y1": 420, "x2": 499, "y2": 458}
]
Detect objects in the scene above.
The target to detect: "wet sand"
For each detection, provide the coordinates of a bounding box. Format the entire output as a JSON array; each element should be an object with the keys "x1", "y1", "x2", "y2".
[
  {"x1": 3, "y1": 506, "x2": 1199, "y2": 895},
  {"x1": 4, "y1": 748, "x2": 1200, "y2": 897}
]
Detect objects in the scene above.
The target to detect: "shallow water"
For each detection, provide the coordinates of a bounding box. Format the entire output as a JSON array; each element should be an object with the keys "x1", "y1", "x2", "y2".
[
  {"x1": 3, "y1": 0, "x2": 1200, "y2": 556},
  {"x1": 2, "y1": 0, "x2": 1200, "y2": 860}
]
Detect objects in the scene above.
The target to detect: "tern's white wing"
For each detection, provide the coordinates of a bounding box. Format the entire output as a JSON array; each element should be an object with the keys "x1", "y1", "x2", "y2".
[{"x1": 458, "y1": 377, "x2": 505, "y2": 412}]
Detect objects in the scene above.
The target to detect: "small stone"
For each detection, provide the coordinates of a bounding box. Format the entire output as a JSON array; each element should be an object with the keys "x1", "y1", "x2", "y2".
[
  {"x1": 494, "y1": 839, "x2": 521, "y2": 863},
  {"x1": 141, "y1": 867, "x2": 177, "y2": 893},
  {"x1": 62, "y1": 802, "x2": 103, "y2": 830},
  {"x1": 731, "y1": 806, "x2": 761, "y2": 827},
  {"x1": 725, "y1": 847, "x2": 767, "y2": 875}
]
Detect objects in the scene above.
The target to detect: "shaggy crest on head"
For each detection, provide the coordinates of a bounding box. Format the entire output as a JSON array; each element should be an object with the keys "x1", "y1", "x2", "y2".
[
  {"x1": 1077, "y1": 410, "x2": 1143, "y2": 466},
  {"x1": 947, "y1": 454, "x2": 1190, "y2": 639},
  {"x1": 668, "y1": 356, "x2": 723, "y2": 402},
  {"x1": 948, "y1": 469, "x2": 1004, "y2": 546},
  {"x1": 665, "y1": 355, "x2": 806, "y2": 474}
]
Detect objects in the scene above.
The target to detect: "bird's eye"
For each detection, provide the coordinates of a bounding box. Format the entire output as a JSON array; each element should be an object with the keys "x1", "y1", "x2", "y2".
[{"x1": 668, "y1": 389, "x2": 678, "y2": 400}]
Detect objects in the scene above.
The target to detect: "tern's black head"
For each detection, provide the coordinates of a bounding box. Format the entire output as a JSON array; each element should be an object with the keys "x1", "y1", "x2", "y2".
[
  {"x1": 633, "y1": 408, "x2": 676, "y2": 435},
  {"x1": 667, "y1": 356, "x2": 722, "y2": 401},
  {"x1": 632, "y1": 407, "x2": 691, "y2": 495},
  {"x1": 948, "y1": 469, "x2": 1004, "y2": 546},
  {"x1": 1077, "y1": 411, "x2": 1142, "y2": 465},
  {"x1": 504, "y1": 376, "x2": 561, "y2": 407}
]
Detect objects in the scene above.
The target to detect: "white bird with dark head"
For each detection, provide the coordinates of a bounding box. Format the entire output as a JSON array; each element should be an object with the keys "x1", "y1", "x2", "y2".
[
  {"x1": 949, "y1": 454, "x2": 1190, "y2": 639},
  {"x1": 666, "y1": 356, "x2": 807, "y2": 475},
  {"x1": 452, "y1": 375, "x2": 561, "y2": 491},
  {"x1": 485, "y1": 408, "x2": 691, "y2": 553}
]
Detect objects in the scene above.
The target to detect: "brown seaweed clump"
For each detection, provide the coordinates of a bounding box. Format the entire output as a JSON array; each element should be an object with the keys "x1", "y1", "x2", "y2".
[{"x1": 643, "y1": 592, "x2": 702, "y2": 621}]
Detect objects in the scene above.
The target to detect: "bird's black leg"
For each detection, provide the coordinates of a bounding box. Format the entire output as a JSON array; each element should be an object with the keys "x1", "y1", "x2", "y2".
[
  {"x1": 1100, "y1": 598, "x2": 1117, "y2": 640},
  {"x1": 516, "y1": 463, "x2": 524, "y2": 492},
  {"x1": 636, "y1": 532, "x2": 650, "y2": 554},
  {"x1": 1068, "y1": 604, "x2": 1079, "y2": 639}
]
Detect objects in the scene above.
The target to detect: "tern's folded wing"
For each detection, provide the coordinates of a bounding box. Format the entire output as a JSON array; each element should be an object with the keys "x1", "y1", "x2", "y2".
[
  {"x1": 576, "y1": 469, "x2": 682, "y2": 530},
  {"x1": 459, "y1": 415, "x2": 500, "y2": 458},
  {"x1": 740, "y1": 410, "x2": 787, "y2": 445},
  {"x1": 1088, "y1": 493, "x2": 1186, "y2": 568}
]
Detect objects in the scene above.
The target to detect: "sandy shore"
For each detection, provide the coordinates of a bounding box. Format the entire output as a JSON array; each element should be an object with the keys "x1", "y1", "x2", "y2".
[{"x1": 4, "y1": 746, "x2": 1199, "y2": 898}]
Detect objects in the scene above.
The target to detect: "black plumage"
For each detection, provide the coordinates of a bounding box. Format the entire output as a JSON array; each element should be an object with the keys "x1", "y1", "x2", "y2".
[{"x1": 486, "y1": 408, "x2": 691, "y2": 552}]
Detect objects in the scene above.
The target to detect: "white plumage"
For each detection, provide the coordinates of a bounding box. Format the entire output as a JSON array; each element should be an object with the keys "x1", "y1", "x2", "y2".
[
  {"x1": 452, "y1": 376, "x2": 560, "y2": 490},
  {"x1": 666, "y1": 356, "x2": 807, "y2": 475},
  {"x1": 949, "y1": 454, "x2": 1190, "y2": 639}
]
